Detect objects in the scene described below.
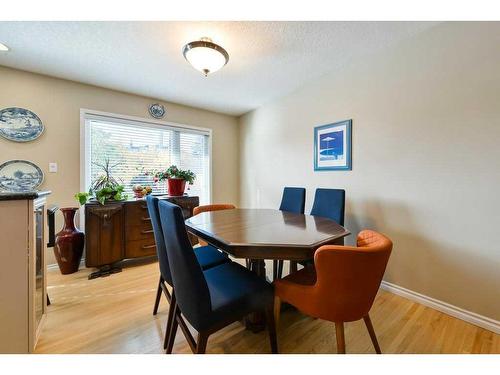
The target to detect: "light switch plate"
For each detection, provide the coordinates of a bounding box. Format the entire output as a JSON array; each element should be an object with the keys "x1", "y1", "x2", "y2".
[{"x1": 49, "y1": 162, "x2": 58, "y2": 173}]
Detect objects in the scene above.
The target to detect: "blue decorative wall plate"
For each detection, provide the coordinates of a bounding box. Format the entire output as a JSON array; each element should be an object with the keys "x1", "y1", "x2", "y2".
[
  {"x1": 0, "y1": 107, "x2": 44, "y2": 142},
  {"x1": 0, "y1": 160, "x2": 44, "y2": 192}
]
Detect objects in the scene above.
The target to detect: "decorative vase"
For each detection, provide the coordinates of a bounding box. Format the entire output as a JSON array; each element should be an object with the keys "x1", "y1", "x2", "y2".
[
  {"x1": 54, "y1": 207, "x2": 85, "y2": 275},
  {"x1": 167, "y1": 178, "x2": 186, "y2": 196}
]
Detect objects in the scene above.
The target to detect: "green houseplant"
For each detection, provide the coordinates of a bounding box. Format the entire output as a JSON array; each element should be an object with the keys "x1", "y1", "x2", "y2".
[
  {"x1": 75, "y1": 159, "x2": 128, "y2": 205},
  {"x1": 145, "y1": 165, "x2": 195, "y2": 196}
]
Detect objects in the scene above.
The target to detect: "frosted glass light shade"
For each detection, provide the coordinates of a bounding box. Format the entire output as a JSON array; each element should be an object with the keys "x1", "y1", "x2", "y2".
[{"x1": 182, "y1": 39, "x2": 229, "y2": 76}]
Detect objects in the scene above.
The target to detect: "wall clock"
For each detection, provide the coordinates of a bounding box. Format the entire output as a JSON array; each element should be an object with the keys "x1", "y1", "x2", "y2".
[{"x1": 149, "y1": 103, "x2": 166, "y2": 119}]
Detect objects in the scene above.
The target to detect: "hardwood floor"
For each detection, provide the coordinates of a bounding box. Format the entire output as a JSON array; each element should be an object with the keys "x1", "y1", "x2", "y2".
[{"x1": 36, "y1": 259, "x2": 500, "y2": 354}]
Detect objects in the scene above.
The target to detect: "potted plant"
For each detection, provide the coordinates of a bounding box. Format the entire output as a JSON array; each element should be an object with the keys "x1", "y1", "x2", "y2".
[
  {"x1": 75, "y1": 159, "x2": 128, "y2": 205},
  {"x1": 146, "y1": 165, "x2": 196, "y2": 196}
]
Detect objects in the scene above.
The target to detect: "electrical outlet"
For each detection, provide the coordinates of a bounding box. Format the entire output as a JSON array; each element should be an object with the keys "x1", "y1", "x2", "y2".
[{"x1": 49, "y1": 162, "x2": 58, "y2": 173}]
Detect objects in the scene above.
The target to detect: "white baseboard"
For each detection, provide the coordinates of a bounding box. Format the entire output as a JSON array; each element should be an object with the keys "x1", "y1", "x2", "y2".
[{"x1": 380, "y1": 280, "x2": 500, "y2": 335}]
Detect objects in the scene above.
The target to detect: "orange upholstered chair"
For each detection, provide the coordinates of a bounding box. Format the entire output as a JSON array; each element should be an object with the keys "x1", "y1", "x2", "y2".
[
  {"x1": 274, "y1": 229, "x2": 393, "y2": 354},
  {"x1": 193, "y1": 204, "x2": 236, "y2": 246}
]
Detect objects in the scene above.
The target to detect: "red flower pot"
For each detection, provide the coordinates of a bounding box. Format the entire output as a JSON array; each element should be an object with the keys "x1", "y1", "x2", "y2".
[
  {"x1": 167, "y1": 178, "x2": 186, "y2": 196},
  {"x1": 54, "y1": 208, "x2": 85, "y2": 275}
]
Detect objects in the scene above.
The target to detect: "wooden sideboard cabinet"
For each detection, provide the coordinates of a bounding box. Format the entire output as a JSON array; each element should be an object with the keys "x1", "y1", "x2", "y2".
[
  {"x1": 0, "y1": 191, "x2": 50, "y2": 353},
  {"x1": 84, "y1": 195, "x2": 199, "y2": 279}
]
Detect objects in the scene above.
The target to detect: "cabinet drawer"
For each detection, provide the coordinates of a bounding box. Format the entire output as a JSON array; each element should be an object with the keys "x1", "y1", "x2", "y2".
[
  {"x1": 125, "y1": 239, "x2": 157, "y2": 259},
  {"x1": 125, "y1": 224, "x2": 154, "y2": 242},
  {"x1": 125, "y1": 201, "x2": 151, "y2": 227}
]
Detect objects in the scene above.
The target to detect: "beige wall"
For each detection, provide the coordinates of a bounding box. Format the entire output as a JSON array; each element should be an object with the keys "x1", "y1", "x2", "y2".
[
  {"x1": 239, "y1": 22, "x2": 500, "y2": 320},
  {"x1": 0, "y1": 66, "x2": 239, "y2": 265}
]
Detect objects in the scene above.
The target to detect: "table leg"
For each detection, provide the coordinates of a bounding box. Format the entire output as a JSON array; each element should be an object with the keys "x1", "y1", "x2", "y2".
[{"x1": 245, "y1": 259, "x2": 267, "y2": 333}]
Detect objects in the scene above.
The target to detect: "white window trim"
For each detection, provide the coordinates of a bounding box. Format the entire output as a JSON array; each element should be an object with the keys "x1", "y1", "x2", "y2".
[{"x1": 79, "y1": 108, "x2": 213, "y2": 204}]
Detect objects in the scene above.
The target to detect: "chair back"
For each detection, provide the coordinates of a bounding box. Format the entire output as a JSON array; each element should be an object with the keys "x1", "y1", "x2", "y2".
[
  {"x1": 193, "y1": 203, "x2": 235, "y2": 216},
  {"x1": 314, "y1": 230, "x2": 392, "y2": 322},
  {"x1": 193, "y1": 204, "x2": 236, "y2": 246},
  {"x1": 279, "y1": 187, "x2": 306, "y2": 214},
  {"x1": 158, "y1": 200, "x2": 212, "y2": 326},
  {"x1": 146, "y1": 195, "x2": 172, "y2": 284},
  {"x1": 310, "y1": 188, "x2": 345, "y2": 225}
]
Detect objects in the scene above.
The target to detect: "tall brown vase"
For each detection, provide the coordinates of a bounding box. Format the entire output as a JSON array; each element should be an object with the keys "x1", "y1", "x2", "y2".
[{"x1": 54, "y1": 207, "x2": 85, "y2": 275}]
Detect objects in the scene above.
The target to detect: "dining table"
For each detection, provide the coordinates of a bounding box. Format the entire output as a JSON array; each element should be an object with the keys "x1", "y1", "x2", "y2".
[{"x1": 184, "y1": 208, "x2": 350, "y2": 331}]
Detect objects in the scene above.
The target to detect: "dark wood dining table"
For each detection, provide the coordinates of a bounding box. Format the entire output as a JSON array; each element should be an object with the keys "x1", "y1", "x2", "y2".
[{"x1": 185, "y1": 208, "x2": 350, "y2": 331}]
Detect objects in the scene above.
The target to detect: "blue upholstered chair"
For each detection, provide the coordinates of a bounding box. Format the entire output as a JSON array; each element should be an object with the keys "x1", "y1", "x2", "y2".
[
  {"x1": 146, "y1": 196, "x2": 229, "y2": 349},
  {"x1": 158, "y1": 200, "x2": 278, "y2": 354},
  {"x1": 279, "y1": 187, "x2": 306, "y2": 214},
  {"x1": 287, "y1": 188, "x2": 346, "y2": 275},
  {"x1": 310, "y1": 188, "x2": 345, "y2": 226},
  {"x1": 274, "y1": 187, "x2": 306, "y2": 280}
]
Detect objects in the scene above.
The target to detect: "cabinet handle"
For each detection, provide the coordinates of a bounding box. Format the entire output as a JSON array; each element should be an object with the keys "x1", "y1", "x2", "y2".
[
  {"x1": 141, "y1": 217, "x2": 151, "y2": 221},
  {"x1": 142, "y1": 244, "x2": 156, "y2": 249},
  {"x1": 141, "y1": 229, "x2": 154, "y2": 234},
  {"x1": 141, "y1": 205, "x2": 148, "y2": 209}
]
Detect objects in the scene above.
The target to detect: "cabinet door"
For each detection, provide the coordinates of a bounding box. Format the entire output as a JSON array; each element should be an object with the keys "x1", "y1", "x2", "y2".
[
  {"x1": 33, "y1": 202, "x2": 46, "y2": 340},
  {"x1": 85, "y1": 204, "x2": 124, "y2": 267},
  {"x1": 0, "y1": 200, "x2": 30, "y2": 353}
]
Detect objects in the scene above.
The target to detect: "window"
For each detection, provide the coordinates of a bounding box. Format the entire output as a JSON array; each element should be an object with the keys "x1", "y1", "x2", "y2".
[{"x1": 82, "y1": 111, "x2": 211, "y2": 204}]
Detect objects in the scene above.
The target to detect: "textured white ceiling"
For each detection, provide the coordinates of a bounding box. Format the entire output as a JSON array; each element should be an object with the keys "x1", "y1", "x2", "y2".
[{"x1": 0, "y1": 21, "x2": 438, "y2": 115}]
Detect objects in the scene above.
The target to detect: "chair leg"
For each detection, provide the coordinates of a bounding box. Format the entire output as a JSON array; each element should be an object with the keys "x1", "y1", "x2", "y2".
[
  {"x1": 153, "y1": 276, "x2": 163, "y2": 315},
  {"x1": 273, "y1": 296, "x2": 281, "y2": 329},
  {"x1": 273, "y1": 260, "x2": 284, "y2": 280},
  {"x1": 265, "y1": 306, "x2": 279, "y2": 353},
  {"x1": 163, "y1": 291, "x2": 176, "y2": 349},
  {"x1": 166, "y1": 302, "x2": 179, "y2": 354},
  {"x1": 363, "y1": 314, "x2": 381, "y2": 354},
  {"x1": 195, "y1": 332, "x2": 209, "y2": 354},
  {"x1": 335, "y1": 322, "x2": 346, "y2": 354}
]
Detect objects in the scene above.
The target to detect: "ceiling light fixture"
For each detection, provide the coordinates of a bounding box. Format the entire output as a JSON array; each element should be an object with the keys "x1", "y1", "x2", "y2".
[
  {"x1": 182, "y1": 37, "x2": 229, "y2": 76},
  {"x1": 0, "y1": 43, "x2": 9, "y2": 52}
]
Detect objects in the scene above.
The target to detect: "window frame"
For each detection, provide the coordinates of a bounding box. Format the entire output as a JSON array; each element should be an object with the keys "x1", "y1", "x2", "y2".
[{"x1": 80, "y1": 108, "x2": 213, "y2": 205}]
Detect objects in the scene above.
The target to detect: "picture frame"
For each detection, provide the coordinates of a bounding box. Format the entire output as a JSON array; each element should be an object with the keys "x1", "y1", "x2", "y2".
[{"x1": 314, "y1": 119, "x2": 352, "y2": 171}]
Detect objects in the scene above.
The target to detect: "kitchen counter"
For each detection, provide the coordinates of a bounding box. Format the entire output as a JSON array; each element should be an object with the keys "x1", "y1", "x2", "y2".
[{"x1": 0, "y1": 190, "x2": 51, "y2": 201}]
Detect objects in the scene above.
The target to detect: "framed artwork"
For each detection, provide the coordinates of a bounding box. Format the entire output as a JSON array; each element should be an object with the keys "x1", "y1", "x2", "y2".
[{"x1": 314, "y1": 119, "x2": 352, "y2": 171}]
